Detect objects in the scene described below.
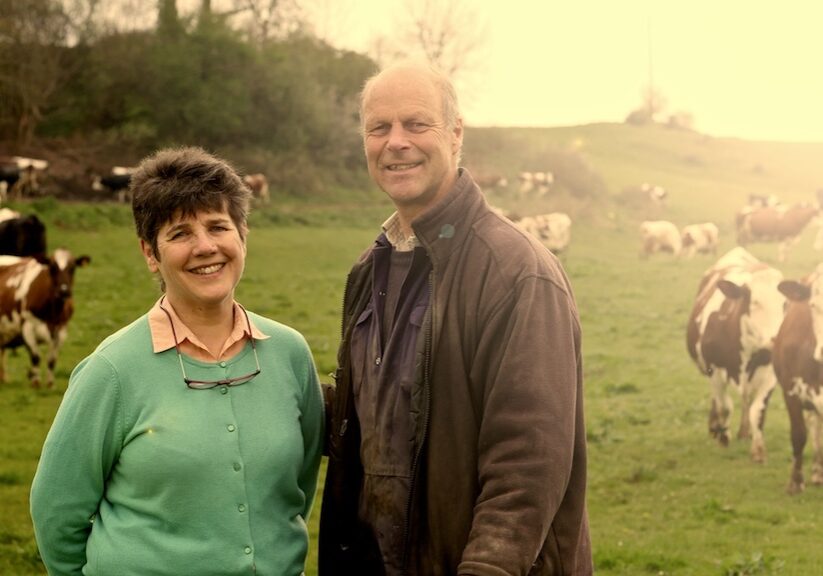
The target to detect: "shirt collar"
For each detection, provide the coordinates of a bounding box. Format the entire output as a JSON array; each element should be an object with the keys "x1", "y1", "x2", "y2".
[
  {"x1": 148, "y1": 296, "x2": 269, "y2": 356},
  {"x1": 382, "y1": 212, "x2": 420, "y2": 252}
]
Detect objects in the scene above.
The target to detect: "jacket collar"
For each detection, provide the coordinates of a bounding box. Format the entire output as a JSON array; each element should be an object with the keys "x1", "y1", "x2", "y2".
[{"x1": 410, "y1": 168, "x2": 487, "y2": 267}]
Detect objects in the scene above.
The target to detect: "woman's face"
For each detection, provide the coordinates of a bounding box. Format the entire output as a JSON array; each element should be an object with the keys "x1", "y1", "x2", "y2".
[{"x1": 141, "y1": 208, "x2": 247, "y2": 314}]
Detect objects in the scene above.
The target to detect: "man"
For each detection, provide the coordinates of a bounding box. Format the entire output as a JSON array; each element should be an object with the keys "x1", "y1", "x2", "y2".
[{"x1": 319, "y1": 61, "x2": 592, "y2": 575}]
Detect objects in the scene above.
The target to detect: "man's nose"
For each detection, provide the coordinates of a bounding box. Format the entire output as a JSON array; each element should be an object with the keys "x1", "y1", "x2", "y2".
[{"x1": 386, "y1": 124, "x2": 410, "y2": 150}]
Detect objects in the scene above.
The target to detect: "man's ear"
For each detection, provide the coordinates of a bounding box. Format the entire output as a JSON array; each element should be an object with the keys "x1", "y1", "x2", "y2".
[{"x1": 452, "y1": 116, "x2": 464, "y2": 155}]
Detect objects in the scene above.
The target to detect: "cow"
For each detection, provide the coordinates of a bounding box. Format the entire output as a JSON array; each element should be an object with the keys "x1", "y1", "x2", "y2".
[
  {"x1": 736, "y1": 202, "x2": 819, "y2": 262},
  {"x1": 686, "y1": 247, "x2": 785, "y2": 462},
  {"x1": 681, "y1": 222, "x2": 720, "y2": 258},
  {"x1": 474, "y1": 173, "x2": 509, "y2": 191},
  {"x1": 0, "y1": 215, "x2": 47, "y2": 258},
  {"x1": 92, "y1": 168, "x2": 134, "y2": 203},
  {"x1": 640, "y1": 220, "x2": 681, "y2": 257},
  {"x1": 0, "y1": 208, "x2": 20, "y2": 223},
  {"x1": 0, "y1": 249, "x2": 90, "y2": 387},
  {"x1": 772, "y1": 265, "x2": 823, "y2": 493},
  {"x1": 642, "y1": 183, "x2": 667, "y2": 205},
  {"x1": 0, "y1": 163, "x2": 37, "y2": 201},
  {"x1": 243, "y1": 173, "x2": 270, "y2": 204},
  {"x1": 748, "y1": 193, "x2": 779, "y2": 208},
  {"x1": 517, "y1": 171, "x2": 553, "y2": 196},
  {"x1": 0, "y1": 156, "x2": 47, "y2": 200},
  {"x1": 514, "y1": 212, "x2": 572, "y2": 254}
]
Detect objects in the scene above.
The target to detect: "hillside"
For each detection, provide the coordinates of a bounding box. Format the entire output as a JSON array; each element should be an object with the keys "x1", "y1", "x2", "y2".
[{"x1": 462, "y1": 122, "x2": 823, "y2": 232}]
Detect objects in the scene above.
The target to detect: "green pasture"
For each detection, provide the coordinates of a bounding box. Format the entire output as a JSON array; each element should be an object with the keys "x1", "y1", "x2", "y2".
[{"x1": 4, "y1": 123, "x2": 823, "y2": 575}]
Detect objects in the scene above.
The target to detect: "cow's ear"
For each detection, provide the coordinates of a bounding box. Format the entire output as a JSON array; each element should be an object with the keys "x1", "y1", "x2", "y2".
[
  {"x1": 76, "y1": 255, "x2": 91, "y2": 267},
  {"x1": 717, "y1": 279, "x2": 744, "y2": 299},
  {"x1": 778, "y1": 280, "x2": 810, "y2": 302}
]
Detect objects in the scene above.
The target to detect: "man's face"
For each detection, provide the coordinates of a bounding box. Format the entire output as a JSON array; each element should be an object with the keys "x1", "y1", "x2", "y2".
[{"x1": 362, "y1": 67, "x2": 463, "y2": 222}]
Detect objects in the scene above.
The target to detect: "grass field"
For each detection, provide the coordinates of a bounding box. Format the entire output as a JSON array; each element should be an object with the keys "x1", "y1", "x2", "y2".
[{"x1": 3, "y1": 123, "x2": 823, "y2": 575}]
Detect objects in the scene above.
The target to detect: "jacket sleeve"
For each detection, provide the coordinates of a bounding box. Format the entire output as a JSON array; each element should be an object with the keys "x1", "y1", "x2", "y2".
[
  {"x1": 30, "y1": 355, "x2": 123, "y2": 576},
  {"x1": 459, "y1": 273, "x2": 583, "y2": 575}
]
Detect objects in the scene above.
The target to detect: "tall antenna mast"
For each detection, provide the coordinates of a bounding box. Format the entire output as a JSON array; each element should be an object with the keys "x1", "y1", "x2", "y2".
[{"x1": 647, "y1": 13, "x2": 654, "y2": 120}]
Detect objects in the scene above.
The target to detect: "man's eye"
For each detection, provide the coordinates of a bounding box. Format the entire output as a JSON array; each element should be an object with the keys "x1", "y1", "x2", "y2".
[
  {"x1": 408, "y1": 122, "x2": 428, "y2": 132},
  {"x1": 368, "y1": 125, "x2": 389, "y2": 136}
]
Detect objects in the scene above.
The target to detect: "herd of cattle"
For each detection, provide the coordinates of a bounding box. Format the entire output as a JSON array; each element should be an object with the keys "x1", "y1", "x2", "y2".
[
  {"x1": 0, "y1": 207, "x2": 89, "y2": 388},
  {"x1": 0, "y1": 155, "x2": 272, "y2": 205},
  {"x1": 686, "y1": 244, "x2": 823, "y2": 495},
  {"x1": 644, "y1": 195, "x2": 823, "y2": 493},
  {"x1": 484, "y1": 171, "x2": 823, "y2": 494},
  {"x1": 640, "y1": 195, "x2": 822, "y2": 263}
]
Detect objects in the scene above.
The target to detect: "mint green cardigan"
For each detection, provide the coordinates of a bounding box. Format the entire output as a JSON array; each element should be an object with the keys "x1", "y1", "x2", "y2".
[{"x1": 30, "y1": 311, "x2": 324, "y2": 576}]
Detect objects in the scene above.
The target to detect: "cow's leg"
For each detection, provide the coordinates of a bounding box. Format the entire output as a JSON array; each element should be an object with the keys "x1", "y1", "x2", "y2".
[
  {"x1": 808, "y1": 411, "x2": 823, "y2": 485},
  {"x1": 784, "y1": 394, "x2": 806, "y2": 494},
  {"x1": 746, "y1": 371, "x2": 776, "y2": 463},
  {"x1": 21, "y1": 321, "x2": 41, "y2": 388},
  {"x1": 737, "y1": 384, "x2": 752, "y2": 440},
  {"x1": 709, "y1": 373, "x2": 732, "y2": 446},
  {"x1": 44, "y1": 327, "x2": 66, "y2": 389},
  {"x1": 0, "y1": 348, "x2": 5, "y2": 384},
  {"x1": 779, "y1": 237, "x2": 800, "y2": 263}
]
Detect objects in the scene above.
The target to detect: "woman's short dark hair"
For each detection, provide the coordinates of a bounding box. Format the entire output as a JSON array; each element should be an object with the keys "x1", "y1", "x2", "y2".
[{"x1": 130, "y1": 146, "x2": 252, "y2": 257}]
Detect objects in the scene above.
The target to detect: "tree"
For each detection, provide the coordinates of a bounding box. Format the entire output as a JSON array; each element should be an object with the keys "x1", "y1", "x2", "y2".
[
  {"x1": 0, "y1": 0, "x2": 70, "y2": 145},
  {"x1": 360, "y1": 0, "x2": 488, "y2": 83},
  {"x1": 363, "y1": 0, "x2": 489, "y2": 114},
  {"x1": 625, "y1": 85, "x2": 667, "y2": 126},
  {"x1": 232, "y1": 0, "x2": 303, "y2": 45},
  {"x1": 157, "y1": 0, "x2": 184, "y2": 38}
]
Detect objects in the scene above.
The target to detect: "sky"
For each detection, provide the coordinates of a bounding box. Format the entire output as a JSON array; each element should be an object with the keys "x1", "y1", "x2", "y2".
[{"x1": 301, "y1": 0, "x2": 823, "y2": 143}]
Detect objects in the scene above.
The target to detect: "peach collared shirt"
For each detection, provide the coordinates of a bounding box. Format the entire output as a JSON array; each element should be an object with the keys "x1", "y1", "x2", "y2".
[{"x1": 147, "y1": 297, "x2": 269, "y2": 362}]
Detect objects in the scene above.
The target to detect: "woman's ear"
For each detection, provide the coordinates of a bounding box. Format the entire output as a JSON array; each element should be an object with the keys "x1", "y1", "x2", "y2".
[{"x1": 140, "y1": 239, "x2": 159, "y2": 273}]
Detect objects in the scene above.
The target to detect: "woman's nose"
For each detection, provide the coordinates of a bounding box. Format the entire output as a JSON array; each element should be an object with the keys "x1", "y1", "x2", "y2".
[{"x1": 191, "y1": 232, "x2": 217, "y2": 254}]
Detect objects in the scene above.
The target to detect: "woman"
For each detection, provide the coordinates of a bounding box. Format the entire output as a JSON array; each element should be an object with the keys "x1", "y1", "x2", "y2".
[{"x1": 30, "y1": 147, "x2": 324, "y2": 576}]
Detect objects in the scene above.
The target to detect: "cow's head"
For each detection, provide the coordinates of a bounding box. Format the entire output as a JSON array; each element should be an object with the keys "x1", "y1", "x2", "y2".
[
  {"x1": 38, "y1": 248, "x2": 91, "y2": 299},
  {"x1": 779, "y1": 263, "x2": 823, "y2": 361},
  {"x1": 719, "y1": 266, "x2": 785, "y2": 352}
]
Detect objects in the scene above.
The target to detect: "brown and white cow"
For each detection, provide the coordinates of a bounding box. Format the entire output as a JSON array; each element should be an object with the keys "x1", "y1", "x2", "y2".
[
  {"x1": 243, "y1": 173, "x2": 270, "y2": 204},
  {"x1": 640, "y1": 220, "x2": 681, "y2": 257},
  {"x1": 772, "y1": 264, "x2": 823, "y2": 493},
  {"x1": 686, "y1": 247, "x2": 785, "y2": 462},
  {"x1": 0, "y1": 248, "x2": 90, "y2": 387},
  {"x1": 681, "y1": 222, "x2": 720, "y2": 258},
  {"x1": 736, "y1": 202, "x2": 819, "y2": 262}
]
